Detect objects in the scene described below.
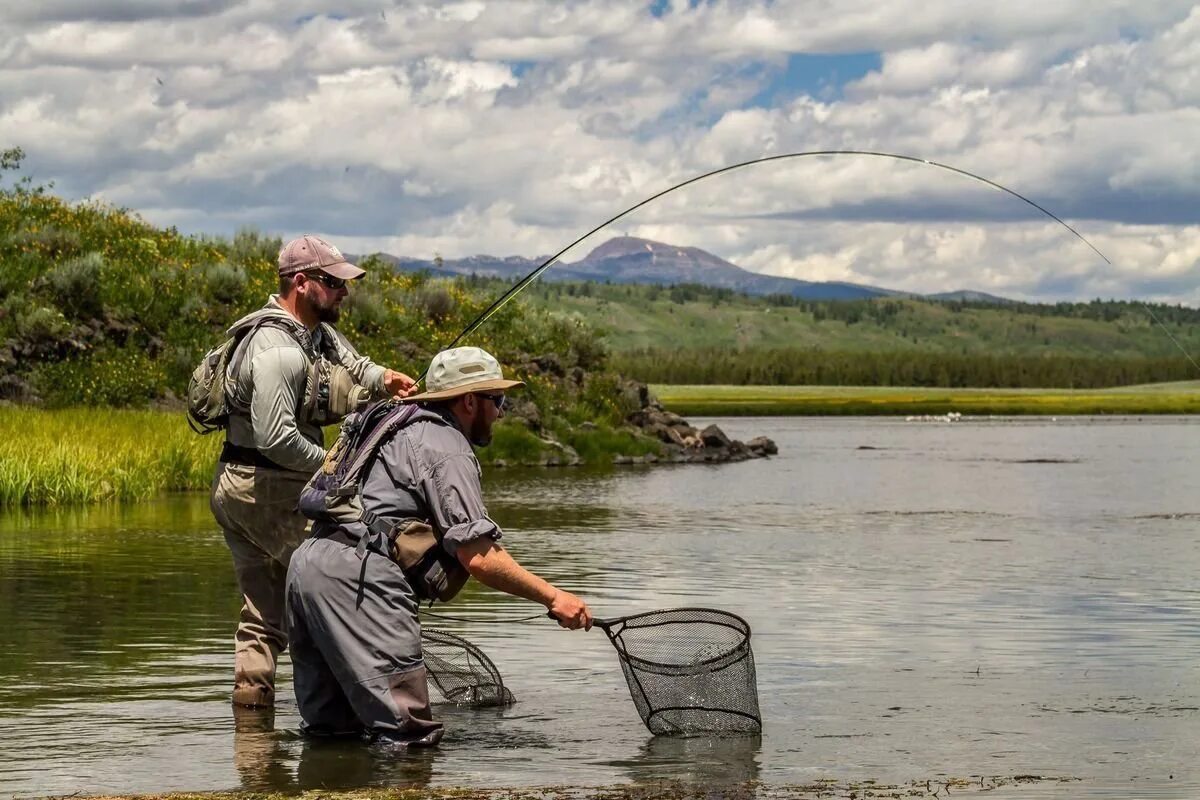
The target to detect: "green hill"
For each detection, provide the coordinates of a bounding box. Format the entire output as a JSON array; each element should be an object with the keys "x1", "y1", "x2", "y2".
[{"x1": 502, "y1": 279, "x2": 1200, "y2": 388}]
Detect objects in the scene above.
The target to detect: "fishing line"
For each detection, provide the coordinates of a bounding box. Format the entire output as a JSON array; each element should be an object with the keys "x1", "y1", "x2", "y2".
[
  {"x1": 421, "y1": 150, "x2": 1199, "y2": 378},
  {"x1": 419, "y1": 608, "x2": 547, "y2": 624}
]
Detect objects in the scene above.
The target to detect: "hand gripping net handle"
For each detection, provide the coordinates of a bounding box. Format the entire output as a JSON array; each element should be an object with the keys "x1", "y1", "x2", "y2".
[{"x1": 596, "y1": 607, "x2": 761, "y2": 736}]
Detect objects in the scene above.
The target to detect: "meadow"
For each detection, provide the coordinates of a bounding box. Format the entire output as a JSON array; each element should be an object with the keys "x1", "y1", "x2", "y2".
[{"x1": 653, "y1": 381, "x2": 1200, "y2": 416}]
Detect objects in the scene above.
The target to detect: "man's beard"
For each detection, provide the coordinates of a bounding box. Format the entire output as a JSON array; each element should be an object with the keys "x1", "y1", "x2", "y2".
[
  {"x1": 312, "y1": 296, "x2": 341, "y2": 323},
  {"x1": 468, "y1": 404, "x2": 493, "y2": 447}
]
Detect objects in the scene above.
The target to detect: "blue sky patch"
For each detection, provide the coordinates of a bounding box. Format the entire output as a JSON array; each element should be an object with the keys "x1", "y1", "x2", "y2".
[{"x1": 750, "y1": 52, "x2": 882, "y2": 105}]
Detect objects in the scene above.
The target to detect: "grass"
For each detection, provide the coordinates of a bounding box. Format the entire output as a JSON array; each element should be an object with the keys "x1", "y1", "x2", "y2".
[
  {"x1": 0, "y1": 407, "x2": 222, "y2": 507},
  {"x1": 0, "y1": 407, "x2": 664, "y2": 508},
  {"x1": 652, "y1": 381, "x2": 1200, "y2": 416}
]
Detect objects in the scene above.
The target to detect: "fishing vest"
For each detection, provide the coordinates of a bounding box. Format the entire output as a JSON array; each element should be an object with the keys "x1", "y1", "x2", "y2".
[
  {"x1": 188, "y1": 310, "x2": 370, "y2": 435},
  {"x1": 298, "y1": 400, "x2": 471, "y2": 604}
]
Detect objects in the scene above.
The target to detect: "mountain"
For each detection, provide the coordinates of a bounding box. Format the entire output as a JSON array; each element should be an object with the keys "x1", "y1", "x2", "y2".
[
  {"x1": 926, "y1": 289, "x2": 1013, "y2": 303},
  {"x1": 366, "y1": 236, "x2": 1006, "y2": 303}
]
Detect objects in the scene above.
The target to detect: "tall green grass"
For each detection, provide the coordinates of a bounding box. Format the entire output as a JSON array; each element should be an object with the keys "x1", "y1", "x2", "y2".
[
  {"x1": 0, "y1": 407, "x2": 220, "y2": 507},
  {"x1": 0, "y1": 406, "x2": 665, "y2": 508}
]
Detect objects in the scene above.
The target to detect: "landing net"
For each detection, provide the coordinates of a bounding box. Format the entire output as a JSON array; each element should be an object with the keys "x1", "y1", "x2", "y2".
[
  {"x1": 421, "y1": 628, "x2": 515, "y2": 707},
  {"x1": 600, "y1": 607, "x2": 760, "y2": 736}
]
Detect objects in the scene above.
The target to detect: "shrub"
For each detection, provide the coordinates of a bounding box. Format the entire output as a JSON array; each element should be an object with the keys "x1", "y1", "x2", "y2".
[
  {"x1": 203, "y1": 262, "x2": 248, "y2": 305},
  {"x1": 9, "y1": 226, "x2": 82, "y2": 260},
  {"x1": 33, "y1": 347, "x2": 167, "y2": 408},
  {"x1": 14, "y1": 305, "x2": 70, "y2": 346},
  {"x1": 42, "y1": 252, "x2": 104, "y2": 319}
]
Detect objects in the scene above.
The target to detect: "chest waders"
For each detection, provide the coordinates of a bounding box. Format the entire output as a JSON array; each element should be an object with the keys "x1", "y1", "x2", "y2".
[{"x1": 298, "y1": 401, "x2": 470, "y2": 603}]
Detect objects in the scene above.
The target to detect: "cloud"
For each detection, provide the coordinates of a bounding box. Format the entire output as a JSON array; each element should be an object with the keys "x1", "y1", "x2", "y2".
[{"x1": 0, "y1": 1, "x2": 1197, "y2": 302}]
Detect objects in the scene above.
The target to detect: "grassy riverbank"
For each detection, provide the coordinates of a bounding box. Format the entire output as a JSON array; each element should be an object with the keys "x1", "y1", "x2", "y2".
[
  {"x1": 653, "y1": 381, "x2": 1200, "y2": 416},
  {"x1": 0, "y1": 407, "x2": 660, "y2": 508}
]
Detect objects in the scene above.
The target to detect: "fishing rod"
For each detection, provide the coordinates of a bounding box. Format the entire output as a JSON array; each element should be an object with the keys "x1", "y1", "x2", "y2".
[{"x1": 421, "y1": 150, "x2": 1200, "y2": 379}]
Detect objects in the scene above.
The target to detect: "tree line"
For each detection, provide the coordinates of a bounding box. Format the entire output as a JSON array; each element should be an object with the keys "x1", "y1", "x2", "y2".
[{"x1": 612, "y1": 347, "x2": 1197, "y2": 389}]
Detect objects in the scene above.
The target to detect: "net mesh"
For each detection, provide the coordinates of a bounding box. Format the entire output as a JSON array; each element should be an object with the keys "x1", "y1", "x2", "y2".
[
  {"x1": 420, "y1": 628, "x2": 515, "y2": 707},
  {"x1": 601, "y1": 608, "x2": 760, "y2": 736}
]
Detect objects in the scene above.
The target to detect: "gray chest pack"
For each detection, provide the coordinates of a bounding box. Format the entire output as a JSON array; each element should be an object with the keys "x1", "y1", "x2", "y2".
[{"x1": 298, "y1": 400, "x2": 470, "y2": 603}]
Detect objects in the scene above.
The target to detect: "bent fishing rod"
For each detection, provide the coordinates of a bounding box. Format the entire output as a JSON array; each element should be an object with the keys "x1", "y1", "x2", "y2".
[{"x1": 419, "y1": 150, "x2": 1200, "y2": 380}]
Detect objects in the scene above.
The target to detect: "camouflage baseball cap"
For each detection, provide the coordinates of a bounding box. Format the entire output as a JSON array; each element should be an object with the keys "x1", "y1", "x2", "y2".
[{"x1": 278, "y1": 234, "x2": 365, "y2": 279}]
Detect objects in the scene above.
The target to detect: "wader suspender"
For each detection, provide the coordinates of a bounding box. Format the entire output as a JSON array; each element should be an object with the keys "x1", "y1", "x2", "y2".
[{"x1": 331, "y1": 403, "x2": 422, "y2": 558}]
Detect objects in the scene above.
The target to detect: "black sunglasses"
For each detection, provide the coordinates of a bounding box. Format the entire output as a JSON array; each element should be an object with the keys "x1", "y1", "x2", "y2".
[
  {"x1": 305, "y1": 271, "x2": 348, "y2": 290},
  {"x1": 476, "y1": 393, "x2": 506, "y2": 411}
]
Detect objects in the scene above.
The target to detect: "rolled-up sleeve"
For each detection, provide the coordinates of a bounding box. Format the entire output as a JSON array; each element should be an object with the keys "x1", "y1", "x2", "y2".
[{"x1": 421, "y1": 453, "x2": 502, "y2": 556}]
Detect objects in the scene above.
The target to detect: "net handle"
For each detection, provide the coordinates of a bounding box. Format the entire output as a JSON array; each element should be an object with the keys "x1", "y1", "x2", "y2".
[
  {"x1": 545, "y1": 610, "x2": 617, "y2": 630},
  {"x1": 547, "y1": 608, "x2": 750, "y2": 633}
]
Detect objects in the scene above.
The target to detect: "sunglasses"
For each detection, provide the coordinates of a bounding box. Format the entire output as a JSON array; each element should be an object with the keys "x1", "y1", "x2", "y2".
[
  {"x1": 476, "y1": 393, "x2": 506, "y2": 412},
  {"x1": 305, "y1": 272, "x2": 348, "y2": 290}
]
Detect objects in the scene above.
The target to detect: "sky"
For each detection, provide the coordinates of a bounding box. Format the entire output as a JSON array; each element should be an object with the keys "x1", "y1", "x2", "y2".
[{"x1": 1, "y1": 0, "x2": 1198, "y2": 303}]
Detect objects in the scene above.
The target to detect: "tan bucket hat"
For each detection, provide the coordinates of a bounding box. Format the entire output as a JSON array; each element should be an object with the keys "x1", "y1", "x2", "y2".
[{"x1": 403, "y1": 346, "x2": 525, "y2": 403}]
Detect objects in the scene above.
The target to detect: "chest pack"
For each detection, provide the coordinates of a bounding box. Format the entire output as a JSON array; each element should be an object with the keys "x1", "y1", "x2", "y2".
[
  {"x1": 187, "y1": 317, "x2": 370, "y2": 435},
  {"x1": 298, "y1": 401, "x2": 470, "y2": 604}
]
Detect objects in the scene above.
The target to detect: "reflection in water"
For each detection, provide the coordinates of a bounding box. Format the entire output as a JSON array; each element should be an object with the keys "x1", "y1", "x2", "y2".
[
  {"x1": 232, "y1": 708, "x2": 437, "y2": 791},
  {"x1": 616, "y1": 734, "x2": 762, "y2": 786},
  {"x1": 0, "y1": 417, "x2": 1198, "y2": 797}
]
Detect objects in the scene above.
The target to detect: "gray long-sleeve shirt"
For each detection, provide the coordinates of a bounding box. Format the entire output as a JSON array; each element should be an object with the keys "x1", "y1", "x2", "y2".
[
  {"x1": 225, "y1": 296, "x2": 390, "y2": 473},
  {"x1": 347, "y1": 405, "x2": 502, "y2": 558}
]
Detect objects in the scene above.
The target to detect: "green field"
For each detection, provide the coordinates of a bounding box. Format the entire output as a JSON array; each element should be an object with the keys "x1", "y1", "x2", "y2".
[{"x1": 652, "y1": 381, "x2": 1200, "y2": 416}]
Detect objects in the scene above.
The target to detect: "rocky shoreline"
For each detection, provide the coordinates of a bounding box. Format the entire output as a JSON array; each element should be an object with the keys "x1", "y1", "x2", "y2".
[
  {"x1": 623, "y1": 381, "x2": 777, "y2": 464},
  {"x1": 493, "y1": 380, "x2": 777, "y2": 468}
]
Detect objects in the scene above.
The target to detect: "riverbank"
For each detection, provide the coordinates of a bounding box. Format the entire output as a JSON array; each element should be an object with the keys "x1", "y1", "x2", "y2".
[
  {"x1": 0, "y1": 406, "x2": 663, "y2": 508},
  {"x1": 653, "y1": 381, "x2": 1200, "y2": 416}
]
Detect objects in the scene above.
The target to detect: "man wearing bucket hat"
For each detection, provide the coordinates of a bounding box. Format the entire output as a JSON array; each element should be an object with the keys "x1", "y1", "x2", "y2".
[
  {"x1": 285, "y1": 346, "x2": 592, "y2": 744},
  {"x1": 211, "y1": 234, "x2": 418, "y2": 710}
]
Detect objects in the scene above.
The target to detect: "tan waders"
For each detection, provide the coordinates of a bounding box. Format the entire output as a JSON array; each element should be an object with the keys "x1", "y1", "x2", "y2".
[{"x1": 210, "y1": 462, "x2": 312, "y2": 707}]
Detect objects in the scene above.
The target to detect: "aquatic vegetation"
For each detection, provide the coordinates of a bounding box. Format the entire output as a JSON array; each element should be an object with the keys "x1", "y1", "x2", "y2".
[{"x1": 0, "y1": 408, "x2": 220, "y2": 506}]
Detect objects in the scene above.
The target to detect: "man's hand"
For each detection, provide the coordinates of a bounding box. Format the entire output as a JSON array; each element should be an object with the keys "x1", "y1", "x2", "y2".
[
  {"x1": 548, "y1": 590, "x2": 593, "y2": 631},
  {"x1": 383, "y1": 369, "x2": 417, "y2": 398}
]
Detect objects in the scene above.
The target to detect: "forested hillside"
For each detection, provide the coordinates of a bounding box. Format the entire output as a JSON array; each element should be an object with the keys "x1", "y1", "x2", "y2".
[{"x1": 503, "y1": 279, "x2": 1200, "y2": 388}]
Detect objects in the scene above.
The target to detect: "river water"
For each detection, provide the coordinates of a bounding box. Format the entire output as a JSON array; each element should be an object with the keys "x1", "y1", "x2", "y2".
[{"x1": 0, "y1": 416, "x2": 1197, "y2": 798}]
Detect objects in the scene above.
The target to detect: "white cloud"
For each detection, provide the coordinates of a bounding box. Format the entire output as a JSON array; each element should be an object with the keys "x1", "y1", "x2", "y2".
[{"x1": 0, "y1": 0, "x2": 1197, "y2": 302}]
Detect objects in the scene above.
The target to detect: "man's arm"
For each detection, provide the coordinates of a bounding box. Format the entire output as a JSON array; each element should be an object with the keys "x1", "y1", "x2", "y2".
[
  {"x1": 324, "y1": 326, "x2": 416, "y2": 398},
  {"x1": 455, "y1": 537, "x2": 593, "y2": 631}
]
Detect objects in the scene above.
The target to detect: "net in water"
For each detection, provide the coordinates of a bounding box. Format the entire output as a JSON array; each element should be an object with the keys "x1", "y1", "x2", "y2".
[
  {"x1": 421, "y1": 628, "x2": 515, "y2": 707},
  {"x1": 600, "y1": 607, "x2": 761, "y2": 736}
]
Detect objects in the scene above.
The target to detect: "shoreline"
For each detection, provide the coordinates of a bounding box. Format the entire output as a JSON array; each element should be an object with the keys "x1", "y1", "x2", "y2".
[
  {"x1": 59, "y1": 774, "x2": 1083, "y2": 800},
  {"x1": 653, "y1": 382, "x2": 1200, "y2": 417}
]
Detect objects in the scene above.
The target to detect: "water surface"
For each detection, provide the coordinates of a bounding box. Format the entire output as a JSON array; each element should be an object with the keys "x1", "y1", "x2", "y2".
[{"x1": 0, "y1": 416, "x2": 1197, "y2": 798}]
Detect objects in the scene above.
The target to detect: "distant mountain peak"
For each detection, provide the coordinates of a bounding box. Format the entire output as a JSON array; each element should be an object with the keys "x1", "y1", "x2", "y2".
[{"x1": 371, "y1": 235, "x2": 1007, "y2": 303}]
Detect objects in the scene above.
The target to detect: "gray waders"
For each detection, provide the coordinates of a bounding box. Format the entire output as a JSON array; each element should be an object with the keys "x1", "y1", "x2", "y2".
[{"x1": 285, "y1": 533, "x2": 444, "y2": 745}]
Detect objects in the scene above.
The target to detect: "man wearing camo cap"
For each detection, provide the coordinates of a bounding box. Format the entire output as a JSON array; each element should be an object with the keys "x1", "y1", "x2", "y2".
[{"x1": 211, "y1": 234, "x2": 418, "y2": 710}]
